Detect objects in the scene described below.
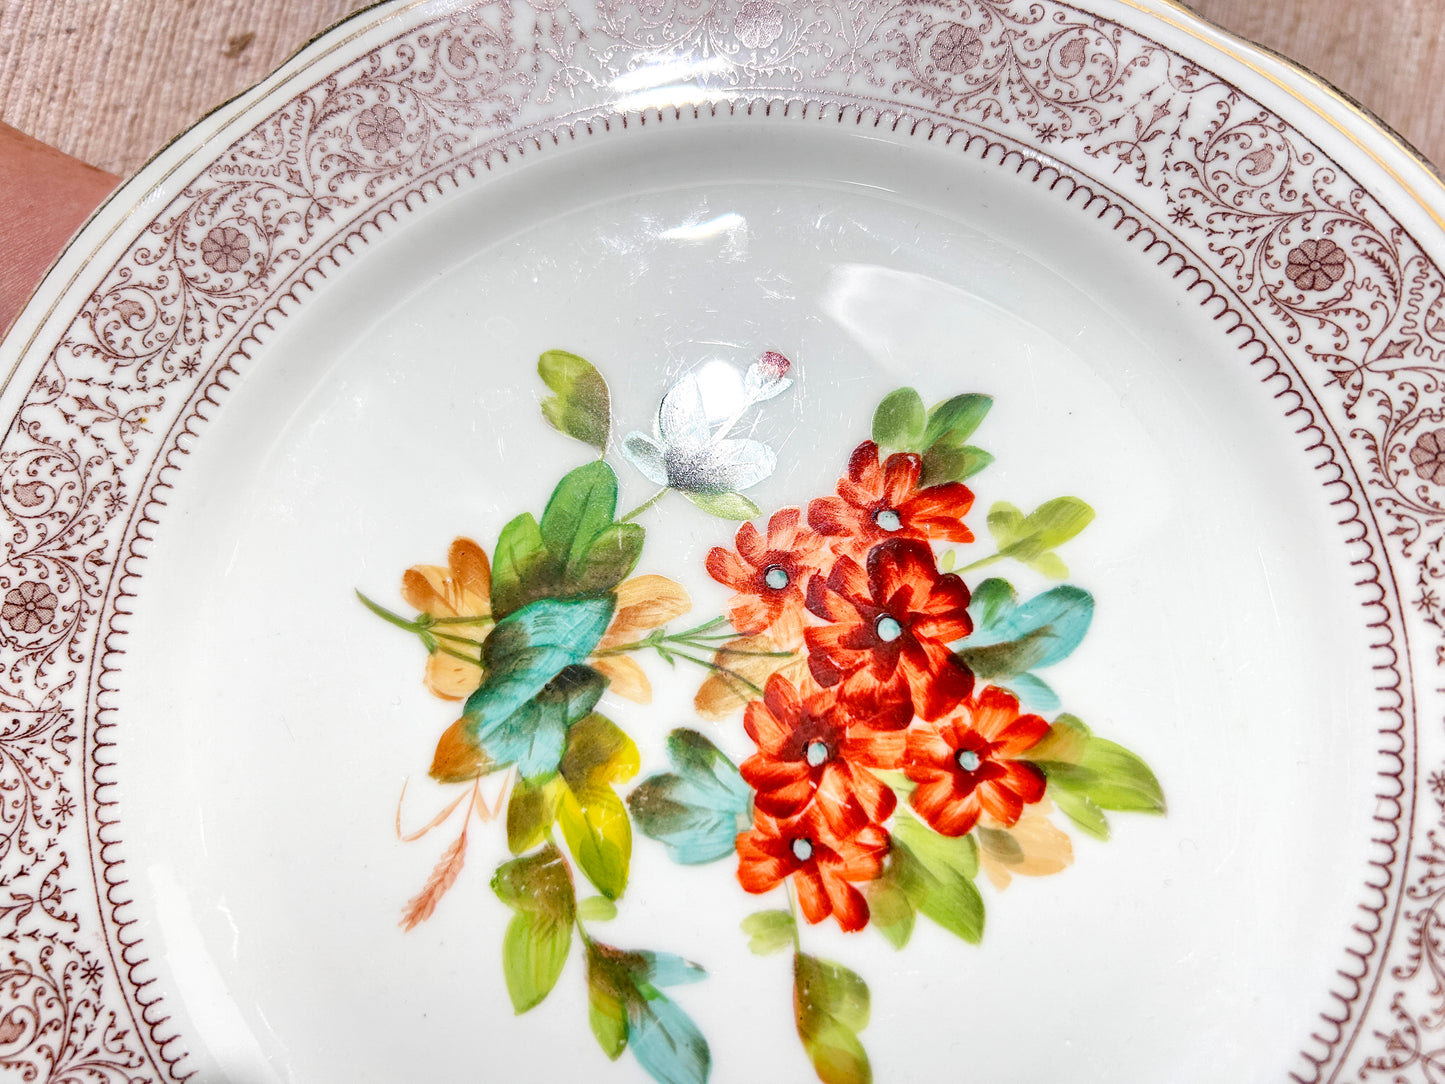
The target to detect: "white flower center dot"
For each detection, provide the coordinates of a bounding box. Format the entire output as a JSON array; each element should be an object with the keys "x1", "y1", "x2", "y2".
[
  {"x1": 791, "y1": 837, "x2": 814, "y2": 862},
  {"x1": 956, "y1": 749, "x2": 981, "y2": 772},
  {"x1": 805, "y1": 741, "x2": 829, "y2": 767},
  {"x1": 764, "y1": 565, "x2": 790, "y2": 590},
  {"x1": 876, "y1": 615, "x2": 903, "y2": 642},
  {"x1": 875, "y1": 509, "x2": 902, "y2": 531}
]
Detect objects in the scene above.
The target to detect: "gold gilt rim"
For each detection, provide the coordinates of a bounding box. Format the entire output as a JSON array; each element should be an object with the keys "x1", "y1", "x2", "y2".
[{"x1": 1130, "y1": 0, "x2": 1445, "y2": 223}]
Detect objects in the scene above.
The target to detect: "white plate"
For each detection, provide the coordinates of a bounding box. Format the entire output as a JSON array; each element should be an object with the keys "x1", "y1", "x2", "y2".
[{"x1": 1, "y1": 2, "x2": 1441, "y2": 1081}]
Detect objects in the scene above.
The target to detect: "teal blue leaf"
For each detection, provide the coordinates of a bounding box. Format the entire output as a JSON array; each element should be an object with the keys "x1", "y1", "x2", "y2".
[
  {"x1": 638, "y1": 951, "x2": 707, "y2": 989},
  {"x1": 628, "y1": 990, "x2": 711, "y2": 1084},
  {"x1": 480, "y1": 665, "x2": 605, "y2": 779},
  {"x1": 628, "y1": 729, "x2": 751, "y2": 864},
  {"x1": 1000, "y1": 671, "x2": 1060, "y2": 712},
  {"x1": 956, "y1": 579, "x2": 1093, "y2": 679},
  {"x1": 586, "y1": 941, "x2": 712, "y2": 1084},
  {"x1": 462, "y1": 598, "x2": 614, "y2": 777}
]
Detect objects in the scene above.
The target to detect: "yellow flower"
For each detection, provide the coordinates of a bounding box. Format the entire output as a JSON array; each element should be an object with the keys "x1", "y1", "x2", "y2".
[
  {"x1": 400, "y1": 537, "x2": 492, "y2": 700},
  {"x1": 591, "y1": 574, "x2": 691, "y2": 704}
]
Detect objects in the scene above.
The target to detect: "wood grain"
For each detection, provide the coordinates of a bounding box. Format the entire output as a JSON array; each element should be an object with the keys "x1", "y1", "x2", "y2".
[{"x1": 0, "y1": 0, "x2": 1441, "y2": 177}]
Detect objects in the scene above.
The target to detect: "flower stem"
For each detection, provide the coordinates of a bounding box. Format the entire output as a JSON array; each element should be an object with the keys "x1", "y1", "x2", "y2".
[
  {"x1": 358, "y1": 589, "x2": 486, "y2": 665},
  {"x1": 783, "y1": 878, "x2": 803, "y2": 953},
  {"x1": 956, "y1": 551, "x2": 1004, "y2": 574},
  {"x1": 620, "y1": 487, "x2": 669, "y2": 523},
  {"x1": 356, "y1": 590, "x2": 423, "y2": 633}
]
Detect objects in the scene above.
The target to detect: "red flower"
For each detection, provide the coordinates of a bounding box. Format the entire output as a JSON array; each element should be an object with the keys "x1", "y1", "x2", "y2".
[
  {"x1": 804, "y1": 538, "x2": 974, "y2": 720},
  {"x1": 706, "y1": 507, "x2": 828, "y2": 648},
  {"x1": 808, "y1": 441, "x2": 975, "y2": 560},
  {"x1": 905, "y1": 686, "x2": 1048, "y2": 837},
  {"x1": 736, "y1": 806, "x2": 888, "y2": 931},
  {"x1": 741, "y1": 674, "x2": 905, "y2": 835}
]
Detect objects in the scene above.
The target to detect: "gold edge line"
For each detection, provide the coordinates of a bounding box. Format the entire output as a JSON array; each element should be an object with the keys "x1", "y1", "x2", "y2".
[
  {"x1": 0, "y1": 0, "x2": 435, "y2": 402},
  {"x1": 1115, "y1": 0, "x2": 1445, "y2": 231}
]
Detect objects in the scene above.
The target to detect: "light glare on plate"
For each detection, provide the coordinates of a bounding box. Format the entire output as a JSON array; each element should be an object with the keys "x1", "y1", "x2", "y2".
[
  {"x1": 611, "y1": 56, "x2": 730, "y2": 94},
  {"x1": 693, "y1": 358, "x2": 747, "y2": 423},
  {"x1": 660, "y1": 212, "x2": 747, "y2": 242}
]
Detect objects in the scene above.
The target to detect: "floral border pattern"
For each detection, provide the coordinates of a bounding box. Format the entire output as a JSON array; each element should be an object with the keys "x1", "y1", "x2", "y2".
[{"x1": 0, "y1": 0, "x2": 1435, "y2": 1080}]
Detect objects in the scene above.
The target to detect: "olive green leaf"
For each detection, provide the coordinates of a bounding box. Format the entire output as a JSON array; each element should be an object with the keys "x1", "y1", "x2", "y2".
[
  {"x1": 506, "y1": 775, "x2": 562, "y2": 854},
  {"x1": 1026, "y1": 714, "x2": 1165, "y2": 840},
  {"x1": 491, "y1": 843, "x2": 576, "y2": 1014},
  {"x1": 539, "y1": 349, "x2": 611, "y2": 452},
  {"x1": 684, "y1": 490, "x2": 763, "y2": 521},
  {"x1": 556, "y1": 713, "x2": 640, "y2": 899},
  {"x1": 971, "y1": 497, "x2": 1095, "y2": 580},
  {"x1": 871, "y1": 388, "x2": 927, "y2": 452},
  {"x1": 741, "y1": 910, "x2": 796, "y2": 956},
  {"x1": 885, "y1": 811, "x2": 985, "y2": 944},
  {"x1": 864, "y1": 868, "x2": 916, "y2": 950},
  {"x1": 578, "y1": 896, "x2": 619, "y2": 923},
  {"x1": 919, "y1": 441, "x2": 994, "y2": 486},
  {"x1": 795, "y1": 953, "x2": 872, "y2": 1084}
]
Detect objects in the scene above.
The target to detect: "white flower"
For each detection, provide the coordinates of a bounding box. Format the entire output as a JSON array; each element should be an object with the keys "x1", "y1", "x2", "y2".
[{"x1": 623, "y1": 352, "x2": 793, "y2": 495}]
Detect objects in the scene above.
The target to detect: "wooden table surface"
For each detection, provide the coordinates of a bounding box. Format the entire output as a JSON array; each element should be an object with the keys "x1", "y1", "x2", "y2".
[{"x1": 1, "y1": 0, "x2": 1442, "y2": 179}]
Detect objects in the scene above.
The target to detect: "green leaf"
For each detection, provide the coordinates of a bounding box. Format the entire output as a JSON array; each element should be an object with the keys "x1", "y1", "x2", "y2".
[
  {"x1": 684, "y1": 490, "x2": 762, "y2": 521},
  {"x1": 985, "y1": 498, "x2": 1096, "y2": 579},
  {"x1": 579, "y1": 896, "x2": 619, "y2": 923},
  {"x1": 463, "y1": 599, "x2": 614, "y2": 778},
  {"x1": 889, "y1": 812, "x2": 984, "y2": 944},
  {"x1": 571, "y1": 522, "x2": 645, "y2": 596},
  {"x1": 586, "y1": 941, "x2": 711, "y2": 1084},
  {"x1": 795, "y1": 953, "x2": 872, "y2": 1084},
  {"x1": 557, "y1": 714, "x2": 641, "y2": 899},
  {"x1": 490, "y1": 512, "x2": 547, "y2": 619},
  {"x1": 629, "y1": 729, "x2": 752, "y2": 865},
  {"x1": 491, "y1": 844, "x2": 575, "y2": 1014},
  {"x1": 1027, "y1": 715, "x2": 1165, "y2": 832},
  {"x1": 871, "y1": 388, "x2": 926, "y2": 452},
  {"x1": 864, "y1": 868, "x2": 915, "y2": 950},
  {"x1": 539, "y1": 349, "x2": 611, "y2": 451},
  {"x1": 1051, "y1": 786, "x2": 1110, "y2": 841},
  {"x1": 491, "y1": 462, "x2": 638, "y2": 615},
  {"x1": 507, "y1": 775, "x2": 561, "y2": 854},
  {"x1": 741, "y1": 910, "x2": 796, "y2": 956},
  {"x1": 540, "y1": 461, "x2": 621, "y2": 575},
  {"x1": 923, "y1": 393, "x2": 992, "y2": 448},
  {"x1": 956, "y1": 579, "x2": 1094, "y2": 680},
  {"x1": 919, "y1": 441, "x2": 993, "y2": 487}
]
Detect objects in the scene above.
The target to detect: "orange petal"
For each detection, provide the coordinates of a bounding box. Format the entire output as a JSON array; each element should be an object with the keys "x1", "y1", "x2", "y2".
[
  {"x1": 430, "y1": 719, "x2": 491, "y2": 783},
  {"x1": 592, "y1": 654, "x2": 652, "y2": 704},
  {"x1": 978, "y1": 800, "x2": 1073, "y2": 890},
  {"x1": 694, "y1": 638, "x2": 807, "y2": 720},
  {"x1": 597, "y1": 574, "x2": 692, "y2": 648},
  {"x1": 448, "y1": 537, "x2": 491, "y2": 601},
  {"x1": 401, "y1": 565, "x2": 450, "y2": 615},
  {"x1": 424, "y1": 651, "x2": 484, "y2": 700}
]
